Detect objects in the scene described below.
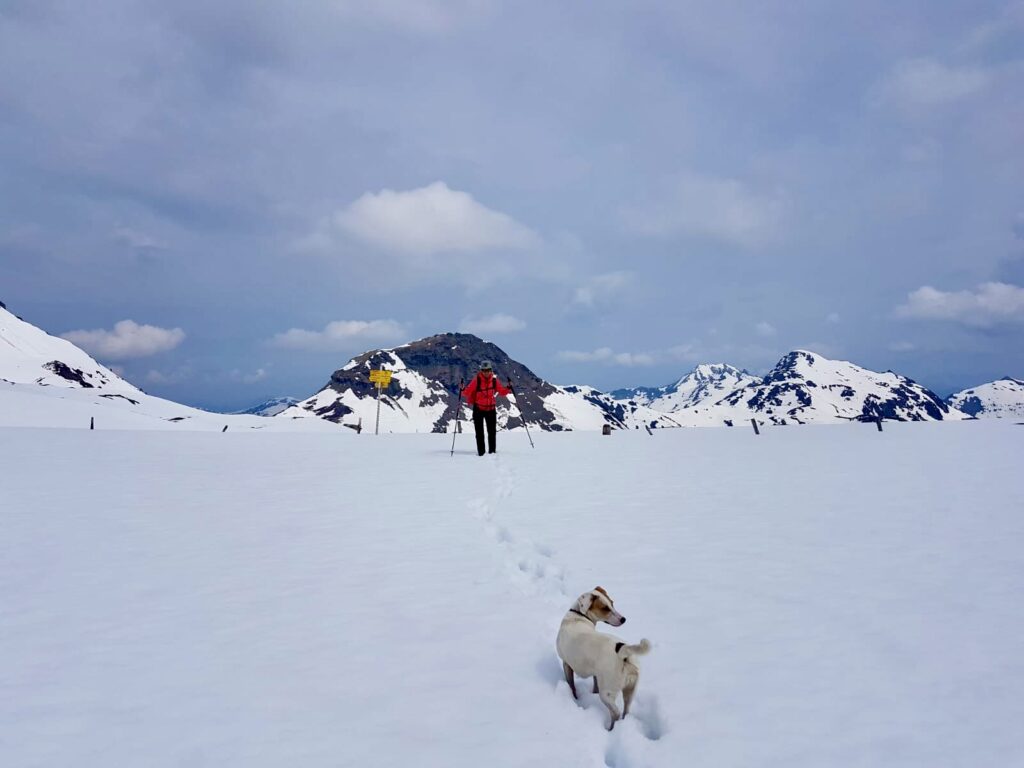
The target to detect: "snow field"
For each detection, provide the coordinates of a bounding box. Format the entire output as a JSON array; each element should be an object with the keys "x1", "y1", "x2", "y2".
[
  {"x1": 0, "y1": 382, "x2": 348, "y2": 432},
  {"x1": 1, "y1": 421, "x2": 1022, "y2": 767}
]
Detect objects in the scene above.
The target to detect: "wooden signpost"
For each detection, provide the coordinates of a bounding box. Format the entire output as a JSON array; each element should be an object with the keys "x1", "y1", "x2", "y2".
[{"x1": 369, "y1": 369, "x2": 392, "y2": 435}]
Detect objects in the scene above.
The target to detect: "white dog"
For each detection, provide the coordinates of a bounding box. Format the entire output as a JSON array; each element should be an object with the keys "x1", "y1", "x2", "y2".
[{"x1": 556, "y1": 586, "x2": 651, "y2": 730}]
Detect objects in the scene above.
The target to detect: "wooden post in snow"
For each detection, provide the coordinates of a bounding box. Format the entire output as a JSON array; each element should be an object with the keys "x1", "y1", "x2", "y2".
[{"x1": 750, "y1": 418, "x2": 760, "y2": 435}]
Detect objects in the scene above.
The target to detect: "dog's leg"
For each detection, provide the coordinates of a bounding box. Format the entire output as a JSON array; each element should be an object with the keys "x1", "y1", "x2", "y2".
[
  {"x1": 592, "y1": 677, "x2": 599, "y2": 694},
  {"x1": 563, "y1": 662, "x2": 578, "y2": 699},
  {"x1": 622, "y1": 676, "x2": 637, "y2": 718},
  {"x1": 599, "y1": 690, "x2": 621, "y2": 731}
]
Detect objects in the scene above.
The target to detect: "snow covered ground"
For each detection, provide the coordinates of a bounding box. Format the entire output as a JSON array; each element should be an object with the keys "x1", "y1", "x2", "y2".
[
  {"x1": 0, "y1": 381, "x2": 347, "y2": 433},
  {"x1": 2, "y1": 421, "x2": 1022, "y2": 767}
]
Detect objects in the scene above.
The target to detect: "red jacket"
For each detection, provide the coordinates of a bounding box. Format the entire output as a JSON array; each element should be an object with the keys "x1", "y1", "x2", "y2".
[{"x1": 462, "y1": 373, "x2": 511, "y2": 411}]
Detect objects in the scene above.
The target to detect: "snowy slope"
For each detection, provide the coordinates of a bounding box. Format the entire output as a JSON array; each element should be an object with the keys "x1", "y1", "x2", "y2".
[
  {"x1": 947, "y1": 377, "x2": 1024, "y2": 419},
  {"x1": 551, "y1": 385, "x2": 682, "y2": 430},
  {"x1": 613, "y1": 363, "x2": 759, "y2": 412},
  {"x1": 668, "y1": 350, "x2": 962, "y2": 426},
  {"x1": 280, "y1": 333, "x2": 679, "y2": 433},
  {"x1": 236, "y1": 396, "x2": 301, "y2": 417},
  {"x1": 0, "y1": 382, "x2": 347, "y2": 432},
  {"x1": 2, "y1": 421, "x2": 1022, "y2": 766},
  {"x1": 0, "y1": 303, "x2": 139, "y2": 392},
  {"x1": 0, "y1": 304, "x2": 345, "y2": 433}
]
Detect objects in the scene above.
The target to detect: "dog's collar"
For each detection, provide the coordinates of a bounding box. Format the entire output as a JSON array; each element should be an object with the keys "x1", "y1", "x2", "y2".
[{"x1": 569, "y1": 608, "x2": 595, "y2": 624}]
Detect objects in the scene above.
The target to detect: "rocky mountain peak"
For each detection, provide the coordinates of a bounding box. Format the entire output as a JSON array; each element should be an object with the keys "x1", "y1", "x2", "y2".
[{"x1": 280, "y1": 332, "x2": 678, "y2": 432}]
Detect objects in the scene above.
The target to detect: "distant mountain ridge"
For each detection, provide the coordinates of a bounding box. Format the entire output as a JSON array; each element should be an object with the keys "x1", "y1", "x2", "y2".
[
  {"x1": 3, "y1": 300, "x2": 1009, "y2": 431},
  {"x1": 947, "y1": 377, "x2": 1024, "y2": 419},
  {"x1": 613, "y1": 350, "x2": 963, "y2": 426},
  {"x1": 279, "y1": 333, "x2": 680, "y2": 432},
  {"x1": 236, "y1": 396, "x2": 300, "y2": 417},
  {"x1": 613, "y1": 363, "x2": 759, "y2": 412}
]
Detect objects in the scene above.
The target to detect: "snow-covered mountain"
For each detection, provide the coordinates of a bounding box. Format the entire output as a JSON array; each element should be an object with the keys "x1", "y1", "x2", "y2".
[
  {"x1": 236, "y1": 396, "x2": 300, "y2": 417},
  {"x1": 614, "y1": 351, "x2": 962, "y2": 427},
  {"x1": 673, "y1": 350, "x2": 962, "y2": 426},
  {"x1": 0, "y1": 302, "x2": 342, "y2": 433},
  {"x1": 612, "y1": 363, "x2": 759, "y2": 412},
  {"x1": 279, "y1": 333, "x2": 680, "y2": 432},
  {"x1": 0, "y1": 300, "x2": 140, "y2": 393},
  {"x1": 947, "y1": 377, "x2": 1024, "y2": 419}
]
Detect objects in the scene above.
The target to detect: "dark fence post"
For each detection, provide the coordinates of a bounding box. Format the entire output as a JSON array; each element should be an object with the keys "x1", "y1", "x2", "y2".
[
  {"x1": 750, "y1": 418, "x2": 760, "y2": 435},
  {"x1": 90, "y1": 417, "x2": 94, "y2": 430},
  {"x1": 876, "y1": 417, "x2": 883, "y2": 432}
]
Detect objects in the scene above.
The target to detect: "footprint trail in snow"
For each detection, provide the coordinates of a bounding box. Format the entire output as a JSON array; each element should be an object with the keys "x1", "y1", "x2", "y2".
[
  {"x1": 467, "y1": 457, "x2": 568, "y2": 604},
  {"x1": 465, "y1": 455, "x2": 667, "y2": 762}
]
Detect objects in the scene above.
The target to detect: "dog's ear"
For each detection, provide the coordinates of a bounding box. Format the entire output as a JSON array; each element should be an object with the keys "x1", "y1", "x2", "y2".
[{"x1": 593, "y1": 586, "x2": 608, "y2": 598}]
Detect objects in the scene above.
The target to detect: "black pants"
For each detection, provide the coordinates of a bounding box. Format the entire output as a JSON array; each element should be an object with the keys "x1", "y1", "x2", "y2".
[{"x1": 472, "y1": 407, "x2": 497, "y2": 455}]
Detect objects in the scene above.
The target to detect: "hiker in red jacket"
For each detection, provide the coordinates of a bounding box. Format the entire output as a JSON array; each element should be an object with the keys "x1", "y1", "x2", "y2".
[{"x1": 461, "y1": 361, "x2": 512, "y2": 456}]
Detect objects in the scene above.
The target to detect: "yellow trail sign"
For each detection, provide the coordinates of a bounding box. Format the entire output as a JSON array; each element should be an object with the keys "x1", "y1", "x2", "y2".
[{"x1": 369, "y1": 369, "x2": 392, "y2": 435}]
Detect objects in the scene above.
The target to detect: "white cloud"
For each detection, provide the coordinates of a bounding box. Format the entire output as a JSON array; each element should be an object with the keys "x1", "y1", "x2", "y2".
[
  {"x1": 557, "y1": 347, "x2": 656, "y2": 366},
  {"x1": 875, "y1": 58, "x2": 991, "y2": 107},
  {"x1": 333, "y1": 181, "x2": 537, "y2": 256},
  {"x1": 826, "y1": 312, "x2": 841, "y2": 324},
  {"x1": 572, "y1": 271, "x2": 632, "y2": 307},
  {"x1": 754, "y1": 321, "x2": 777, "y2": 337},
  {"x1": 269, "y1": 319, "x2": 406, "y2": 351},
  {"x1": 622, "y1": 173, "x2": 787, "y2": 247},
  {"x1": 895, "y1": 282, "x2": 1024, "y2": 327},
  {"x1": 458, "y1": 313, "x2": 526, "y2": 334},
  {"x1": 62, "y1": 320, "x2": 185, "y2": 360}
]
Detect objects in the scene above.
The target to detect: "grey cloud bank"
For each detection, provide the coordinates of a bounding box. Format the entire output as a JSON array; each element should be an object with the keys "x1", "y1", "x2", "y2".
[{"x1": 1, "y1": 0, "x2": 1022, "y2": 410}]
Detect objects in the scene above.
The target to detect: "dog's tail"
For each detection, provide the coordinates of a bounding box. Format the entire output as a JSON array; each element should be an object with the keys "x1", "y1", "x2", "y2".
[{"x1": 617, "y1": 639, "x2": 651, "y2": 659}]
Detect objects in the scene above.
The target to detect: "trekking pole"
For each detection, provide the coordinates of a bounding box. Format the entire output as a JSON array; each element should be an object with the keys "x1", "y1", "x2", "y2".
[
  {"x1": 509, "y1": 383, "x2": 535, "y2": 449},
  {"x1": 450, "y1": 379, "x2": 464, "y2": 457}
]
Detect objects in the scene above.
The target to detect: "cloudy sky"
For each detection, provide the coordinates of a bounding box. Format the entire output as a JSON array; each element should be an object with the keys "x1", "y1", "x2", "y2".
[{"x1": 2, "y1": 0, "x2": 1022, "y2": 410}]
